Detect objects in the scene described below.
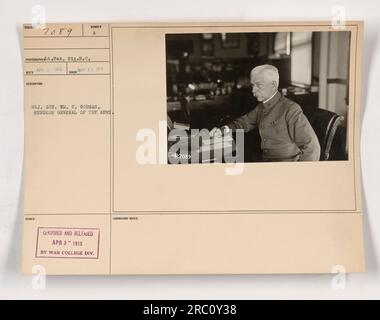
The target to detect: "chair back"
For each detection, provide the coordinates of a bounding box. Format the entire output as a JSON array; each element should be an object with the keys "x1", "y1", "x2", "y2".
[{"x1": 302, "y1": 107, "x2": 345, "y2": 160}]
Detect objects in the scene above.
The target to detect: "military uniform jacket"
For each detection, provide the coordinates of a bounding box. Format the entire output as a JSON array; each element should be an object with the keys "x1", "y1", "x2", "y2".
[{"x1": 227, "y1": 91, "x2": 321, "y2": 161}]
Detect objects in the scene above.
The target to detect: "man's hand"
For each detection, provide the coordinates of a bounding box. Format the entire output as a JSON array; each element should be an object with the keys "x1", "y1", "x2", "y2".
[
  {"x1": 210, "y1": 126, "x2": 230, "y2": 138},
  {"x1": 210, "y1": 127, "x2": 223, "y2": 138}
]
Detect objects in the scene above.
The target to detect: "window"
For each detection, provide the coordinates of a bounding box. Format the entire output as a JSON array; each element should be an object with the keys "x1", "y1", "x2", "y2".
[{"x1": 291, "y1": 32, "x2": 313, "y2": 86}]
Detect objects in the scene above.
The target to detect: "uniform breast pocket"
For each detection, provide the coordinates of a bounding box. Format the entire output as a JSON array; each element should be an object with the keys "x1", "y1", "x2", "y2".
[
  {"x1": 270, "y1": 119, "x2": 287, "y2": 134},
  {"x1": 267, "y1": 119, "x2": 290, "y2": 142}
]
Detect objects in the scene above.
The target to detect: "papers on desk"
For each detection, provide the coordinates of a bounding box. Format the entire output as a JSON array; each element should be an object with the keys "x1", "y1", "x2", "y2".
[
  {"x1": 201, "y1": 135, "x2": 233, "y2": 145},
  {"x1": 167, "y1": 131, "x2": 235, "y2": 163},
  {"x1": 173, "y1": 122, "x2": 190, "y2": 130}
]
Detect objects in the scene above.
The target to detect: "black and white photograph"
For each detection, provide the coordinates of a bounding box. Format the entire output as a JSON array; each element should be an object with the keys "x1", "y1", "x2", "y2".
[{"x1": 166, "y1": 31, "x2": 351, "y2": 163}]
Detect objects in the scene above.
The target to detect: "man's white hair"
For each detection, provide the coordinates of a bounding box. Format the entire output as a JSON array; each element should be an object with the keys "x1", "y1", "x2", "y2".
[{"x1": 251, "y1": 64, "x2": 279, "y2": 88}]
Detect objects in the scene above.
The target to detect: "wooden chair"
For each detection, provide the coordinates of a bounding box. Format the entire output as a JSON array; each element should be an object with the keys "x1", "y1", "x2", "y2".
[{"x1": 302, "y1": 107, "x2": 346, "y2": 161}]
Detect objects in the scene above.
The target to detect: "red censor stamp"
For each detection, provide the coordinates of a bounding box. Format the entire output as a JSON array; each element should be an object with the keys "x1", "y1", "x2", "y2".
[{"x1": 35, "y1": 227, "x2": 100, "y2": 259}]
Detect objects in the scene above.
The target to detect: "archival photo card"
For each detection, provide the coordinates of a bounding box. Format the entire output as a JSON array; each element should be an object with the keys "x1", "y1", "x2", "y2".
[{"x1": 22, "y1": 22, "x2": 364, "y2": 275}]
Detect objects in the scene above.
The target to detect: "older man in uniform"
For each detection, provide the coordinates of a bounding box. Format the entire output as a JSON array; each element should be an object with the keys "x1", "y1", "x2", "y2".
[{"x1": 211, "y1": 64, "x2": 320, "y2": 162}]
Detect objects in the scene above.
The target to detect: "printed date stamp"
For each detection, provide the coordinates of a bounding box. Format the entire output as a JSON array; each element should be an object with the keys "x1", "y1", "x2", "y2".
[{"x1": 35, "y1": 227, "x2": 100, "y2": 259}]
